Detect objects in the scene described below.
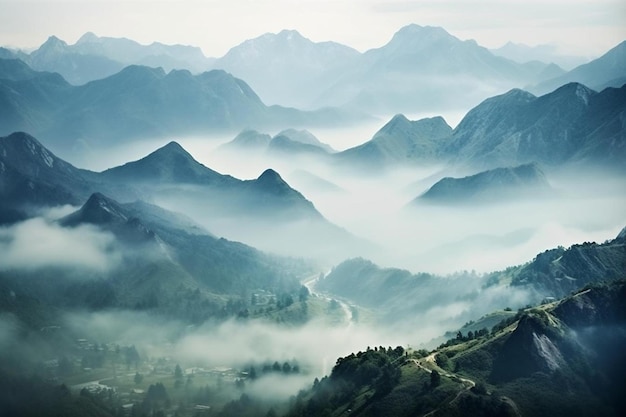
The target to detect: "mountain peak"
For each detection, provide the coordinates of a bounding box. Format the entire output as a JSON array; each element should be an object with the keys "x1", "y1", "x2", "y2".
[
  {"x1": 1, "y1": 132, "x2": 59, "y2": 170},
  {"x1": 62, "y1": 193, "x2": 158, "y2": 243},
  {"x1": 385, "y1": 113, "x2": 411, "y2": 127},
  {"x1": 35, "y1": 36, "x2": 69, "y2": 55},
  {"x1": 71, "y1": 192, "x2": 129, "y2": 226},
  {"x1": 502, "y1": 88, "x2": 537, "y2": 101},
  {"x1": 391, "y1": 24, "x2": 455, "y2": 45},
  {"x1": 553, "y1": 82, "x2": 594, "y2": 103},
  {"x1": 77, "y1": 32, "x2": 99, "y2": 44},
  {"x1": 155, "y1": 140, "x2": 189, "y2": 156},
  {"x1": 277, "y1": 29, "x2": 304, "y2": 41},
  {"x1": 43, "y1": 35, "x2": 67, "y2": 47},
  {"x1": 101, "y1": 140, "x2": 229, "y2": 185},
  {"x1": 257, "y1": 168, "x2": 284, "y2": 183},
  {"x1": 254, "y1": 168, "x2": 297, "y2": 195}
]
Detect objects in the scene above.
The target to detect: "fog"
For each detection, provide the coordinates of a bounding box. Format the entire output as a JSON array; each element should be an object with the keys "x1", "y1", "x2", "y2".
[
  {"x1": 9, "y1": 119, "x2": 621, "y2": 409},
  {"x1": 58, "y1": 119, "x2": 626, "y2": 276},
  {"x1": 163, "y1": 137, "x2": 625, "y2": 275},
  {"x1": 0, "y1": 216, "x2": 121, "y2": 273},
  {"x1": 59, "y1": 310, "x2": 410, "y2": 400}
]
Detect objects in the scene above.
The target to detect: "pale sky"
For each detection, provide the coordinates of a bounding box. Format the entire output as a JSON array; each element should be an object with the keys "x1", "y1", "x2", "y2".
[{"x1": 1, "y1": 0, "x2": 625, "y2": 58}]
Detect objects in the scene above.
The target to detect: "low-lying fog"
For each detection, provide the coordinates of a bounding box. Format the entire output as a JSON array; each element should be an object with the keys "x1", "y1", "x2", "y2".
[
  {"x1": 4, "y1": 116, "x2": 625, "y2": 403},
  {"x1": 65, "y1": 120, "x2": 626, "y2": 276}
]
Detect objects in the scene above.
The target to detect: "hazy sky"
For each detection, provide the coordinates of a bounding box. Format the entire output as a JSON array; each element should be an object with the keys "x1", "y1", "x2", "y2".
[{"x1": 1, "y1": 0, "x2": 625, "y2": 58}]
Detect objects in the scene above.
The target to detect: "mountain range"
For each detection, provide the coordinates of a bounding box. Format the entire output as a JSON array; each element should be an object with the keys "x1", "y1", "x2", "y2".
[
  {"x1": 218, "y1": 128, "x2": 335, "y2": 158},
  {"x1": 491, "y1": 41, "x2": 588, "y2": 70},
  {"x1": 334, "y1": 114, "x2": 452, "y2": 170},
  {"x1": 9, "y1": 32, "x2": 214, "y2": 85},
  {"x1": 316, "y1": 227, "x2": 626, "y2": 329},
  {"x1": 0, "y1": 58, "x2": 363, "y2": 156},
  {"x1": 284, "y1": 278, "x2": 626, "y2": 417},
  {"x1": 333, "y1": 81, "x2": 626, "y2": 171},
  {"x1": 415, "y1": 163, "x2": 551, "y2": 203},
  {"x1": 0, "y1": 131, "x2": 369, "y2": 261},
  {"x1": 212, "y1": 29, "x2": 361, "y2": 108},
  {"x1": 531, "y1": 41, "x2": 626, "y2": 94},
  {"x1": 5, "y1": 26, "x2": 623, "y2": 116}
]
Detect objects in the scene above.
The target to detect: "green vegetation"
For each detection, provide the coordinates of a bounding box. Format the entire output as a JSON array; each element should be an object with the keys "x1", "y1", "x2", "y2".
[{"x1": 281, "y1": 280, "x2": 626, "y2": 417}]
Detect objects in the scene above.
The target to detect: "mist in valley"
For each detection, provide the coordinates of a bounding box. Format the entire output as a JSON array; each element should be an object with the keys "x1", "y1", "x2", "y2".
[{"x1": 62, "y1": 119, "x2": 626, "y2": 276}]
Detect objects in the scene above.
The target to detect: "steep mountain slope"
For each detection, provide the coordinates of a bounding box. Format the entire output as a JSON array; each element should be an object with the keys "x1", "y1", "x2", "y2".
[
  {"x1": 61, "y1": 192, "x2": 300, "y2": 295},
  {"x1": 333, "y1": 81, "x2": 625, "y2": 171},
  {"x1": 218, "y1": 128, "x2": 335, "y2": 158},
  {"x1": 0, "y1": 131, "x2": 141, "y2": 222},
  {"x1": 218, "y1": 129, "x2": 272, "y2": 153},
  {"x1": 100, "y1": 141, "x2": 237, "y2": 186},
  {"x1": 53, "y1": 66, "x2": 267, "y2": 144},
  {"x1": 273, "y1": 128, "x2": 336, "y2": 153},
  {"x1": 0, "y1": 132, "x2": 95, "y2": 213},
  {"x1": 73, "y1": 32, "x2": 214, "y2": 72},
  {"x1": 533, "y1": 40, "x2": 626, "y2": 94},
  {"x1": 444, "y1": 82, "x2": 626, "y2": 169},
  {"x1": 507, "y1": 228, "x2": 626, "y2": 299},
  {"x1": 284, "y1": 280, "x2": 626, "y2": 417},
  {"x1": 20, "y1": 32, "x2": 214, "y2": 85},
  {"x1": 335, "y1": 115, "x2": 453, "y2": 170},
  {"x1": 0, "y1": 59, "x2": 361, "y2": 153},
  {"x1": 26, "y1": 35, "x2": 124, "y2": 85},
  {"x1": 0, "y1": 60, "x2": 71, "y2": 136},
  {"x1": 416, "y1": 163, "x2": 551, "y2": 203},
  {"x1": 100, "y1": 141, "x2": 323, "y2": 220},
  {"x1": 316, "y1": 229, "x2": 626, "y2": 331},
  {"x1": 212, "y1": 29, "x2": 360, "y2": 108},
  {"x1": 0, "y1": 133, "x2": 367, "y2": 262},
  {"x1": 314, "y1": 24, "x2": 556, "y2": 113}
]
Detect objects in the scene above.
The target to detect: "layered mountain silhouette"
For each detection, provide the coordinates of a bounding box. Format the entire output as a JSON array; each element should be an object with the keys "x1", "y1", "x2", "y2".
[
  {"x1": 491, "y1": 41, "x2": 586, "y2": 70},
  {"x1": 0, "y1": 132, "x2": 369, "y2": 261},
  {"x1": 532, "y1": 40, "x2": 626, "y2": 94},
  {"x1": 0, "y1": 58, "x2": 363, "y2": 154},
  {"x1": 336, "y1": 81, "x2": 626, "y2": 171},
  {"x1": 219, "y1": 128, "x2": 335, "y2": 158},
  {"x1": 60, "y1": 192, "x2": 296, "y2": 295},
  {"x1": 212, "y1": 29, "x2": 360, "y2": 108},
  {"x1": 312, "y1": 24, "x2": 561, "y2": 113},
  {"x1": 4, "y1": 27, "x2": 623, "y2": 118},
  {"x1": 316, "y1": 228, "x2": 626, "y2": 328},
  {"x1": 290, "y1": 278, "x2": 626, "y2": 417},
  {"x1": 335, "y1": 114, "x2": 452, "y2": 170},
  {"x1": 18, "y1": 33, "x2": 214, "y2": 85},
  {"x1": 509, "y1": 228, "x2": 626, "y2": 299},
  {"x1": 446, "y1": 82, "x2": 626, "y2": 168},
  {"x1": 416, "y1": 163, "x2": 551, "y2": 203}
]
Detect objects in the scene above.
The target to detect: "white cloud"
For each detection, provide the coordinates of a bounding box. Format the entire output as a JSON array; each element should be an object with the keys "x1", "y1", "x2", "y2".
[{"x1": 0, "y1": 217, "x2": 121, "y2": 272}]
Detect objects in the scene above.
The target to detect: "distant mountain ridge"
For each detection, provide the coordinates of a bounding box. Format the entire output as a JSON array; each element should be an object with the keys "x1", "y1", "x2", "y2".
[
  {"x1": 491, "y1": 41, "x2": 587, "y2": 70},
  {"x1": 219, "y1": 128, "x2": 335, "y2": 158},
  {"x1": 335, "y1": 115, "x2": 453, "y2": 170},
  {"x1": 0, "y1": 59, "x2": 363, "y2": 154},
  {"x1": 532, "y1": 41, "x2": 626, "y2": 94},
  {"x1": 212, "y1": 29, "x2": 360, "y2": 108},
  {"x1": 416, "y1": 163, "x2": 551, "y2": 203},
  {"x1": 312, "y1": 24, "x2": 562, "y2": 114},
  {"x1": 0, "y1": 132, "x2": 370, "y2": 262},
  {"x1": 335, "y1": 81, "x2": 626, "y2": 171},
  {"x1": 4, "y1": 25, "x2": 595, "y2": 115},
  {"x1": 445, "y1": 82, "x2": 626, "y2": 169},
  {"x1": 17, "y1": 32, "x2": 214, "y2": 85}
]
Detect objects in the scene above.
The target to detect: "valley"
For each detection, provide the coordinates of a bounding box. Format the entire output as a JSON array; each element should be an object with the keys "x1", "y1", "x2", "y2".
[{"x1": 1, "y1": 7, "x2": 625, "y2": 416}]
